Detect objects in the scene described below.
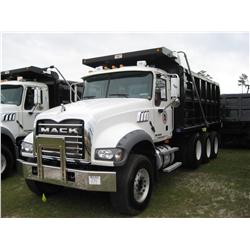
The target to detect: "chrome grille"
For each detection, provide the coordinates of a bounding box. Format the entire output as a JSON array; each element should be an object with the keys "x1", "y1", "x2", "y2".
[{"x1": 36, "y1": 119, "x2": 84, "y2": 161}]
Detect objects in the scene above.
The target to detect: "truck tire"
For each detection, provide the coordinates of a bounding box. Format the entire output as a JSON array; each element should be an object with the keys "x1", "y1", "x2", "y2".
[
  {"x1": 25, "y1": 179, "x2": 62, "y2": 196},
  {"x1": 186, "y1": 133, "x2": 203, "y2": 169},
  {"x1": 201, "y1": 132, "x2": 212, "y2": 163},
  {"x1": 210, "y1": 131, "x2": 219, "y2": 159},
  {"x1": 1, "y1": 144, "x2": 14, "y2": 179},
  {"x1": 110, "y1": 154, "x2": 154, "y2": 215}
]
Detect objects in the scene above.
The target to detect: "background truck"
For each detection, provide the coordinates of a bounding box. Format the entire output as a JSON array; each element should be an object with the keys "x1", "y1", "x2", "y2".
[
  {"x1": 1, "y1": 66, "x2": 82, "y2": 178},
  {"x1": 221, "y1": 93, "x2": 250, "y2": 147},
  {"x1": 18, "y1": 47, "x2": 221, "y2": 214}
]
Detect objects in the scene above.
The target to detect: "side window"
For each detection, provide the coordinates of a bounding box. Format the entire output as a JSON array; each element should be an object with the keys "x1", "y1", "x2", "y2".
[
  {"x1": 155, "y1": 77, "x2": 167, "y2": 106},
  {"x1": 24, "y1": 87, "x2": 35, "y2": 110}
]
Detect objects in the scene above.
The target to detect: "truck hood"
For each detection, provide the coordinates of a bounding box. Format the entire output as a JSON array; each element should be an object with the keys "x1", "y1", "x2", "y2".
[{"x1": 36, "y1": 98, "x2": 151, "y2": 123}]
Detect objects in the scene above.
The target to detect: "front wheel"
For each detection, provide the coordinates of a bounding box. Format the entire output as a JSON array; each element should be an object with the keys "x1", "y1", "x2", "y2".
[
  {"x1": 110, "y1": 154, "x2": 154, "y2": 215},
  {"x1": 1, "y1": 144, "x2": 15, "y2": 179}
]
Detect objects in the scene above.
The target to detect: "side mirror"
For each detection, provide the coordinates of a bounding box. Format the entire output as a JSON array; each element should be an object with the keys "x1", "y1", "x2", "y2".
[
  {"x1": 34, "y1": 87, "x2": 42, "y2": 105},
  {"x1": 170, "y1": 75, "x2": 180, "y2": 98},
  {"x1": 172, "y1": 98, "x2": 180, "y2": 108},
  {"x1": 155, "y1": 88, "x2": 161, "y2": 106}
]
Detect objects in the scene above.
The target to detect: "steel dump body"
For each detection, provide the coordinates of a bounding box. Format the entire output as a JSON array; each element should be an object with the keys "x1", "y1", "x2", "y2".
[
  {"x1": 83, "y1": 47, "x2": 221, "y2": 134},
  {"x1": 221, "y1": 94, "x2": 250, "y2": 145}
]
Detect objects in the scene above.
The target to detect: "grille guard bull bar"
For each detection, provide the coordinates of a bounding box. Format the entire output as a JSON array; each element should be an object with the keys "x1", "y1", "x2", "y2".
[{"x1": 18, "y1": 136, "x2": 116, "y2": 192}]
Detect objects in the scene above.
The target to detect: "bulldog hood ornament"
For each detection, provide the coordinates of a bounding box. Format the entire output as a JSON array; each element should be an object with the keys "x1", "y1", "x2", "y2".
[{"x1": 61, "y1": 103, "x2": 66, "y2": 112}]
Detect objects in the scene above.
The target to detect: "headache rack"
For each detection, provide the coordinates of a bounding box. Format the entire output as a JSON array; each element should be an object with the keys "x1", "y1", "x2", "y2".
[
  {"x1": 1, "y1": 66, "x2": 59, "y2": 82},
  {"x1": 82, "y1": 47, "x2": 180, "y2": 69}
]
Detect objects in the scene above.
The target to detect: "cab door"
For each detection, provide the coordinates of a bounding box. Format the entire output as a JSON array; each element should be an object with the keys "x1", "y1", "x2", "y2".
[
  {"x1": 153, "y1": 74, "x2": 173, "y2": 141},
  {"x1": 22, "y1": 86, "x2": 43, "y2": 132}
]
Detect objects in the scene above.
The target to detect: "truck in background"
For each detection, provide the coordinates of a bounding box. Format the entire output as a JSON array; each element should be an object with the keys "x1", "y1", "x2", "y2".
[
  {"x1": 1, "y1": 66, "x2": 83, "y2": 178},
  {"x1": 221, "y1": 93, "x2": 250, "y2": 147},
  {"x1": 18, "y1": 47, "x2": 221, "y2": 214}
]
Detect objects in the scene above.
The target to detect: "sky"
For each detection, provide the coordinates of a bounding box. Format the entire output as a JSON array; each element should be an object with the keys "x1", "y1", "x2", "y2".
[{"x1": 1, "y1": 33, "x2": 249, "y2": 94}]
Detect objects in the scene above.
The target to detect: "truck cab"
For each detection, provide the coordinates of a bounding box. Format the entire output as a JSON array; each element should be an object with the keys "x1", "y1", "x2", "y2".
[
  {"x1": 1, "y1": 80, "x2": 49, "y2": 136},
  {"x1": 82, "y1": 65, "x2": 178, "y2": 143},
  {"x1": 1, "y1": 66, "x2": 81, "y2": 178},
  {"x1": 1, "y1": 79, "x2": 49, "y2": 178}
]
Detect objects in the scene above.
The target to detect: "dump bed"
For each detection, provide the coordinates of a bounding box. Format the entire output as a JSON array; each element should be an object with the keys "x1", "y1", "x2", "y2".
[
  {"x1": 221, "y1": 94, "x2": 250, "y2": 122},
  {"x1": 220, "y1": 94, "x2": 250, "y2": 146},
  {"x1": 175, "y1": 68, "x2": 220, "y2": 134},
  {"x1": 83, "y1": 47, "x2": 221, "y2": 134}
]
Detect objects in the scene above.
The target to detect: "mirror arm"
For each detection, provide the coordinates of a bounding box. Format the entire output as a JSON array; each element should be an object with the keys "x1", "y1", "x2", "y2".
[
  {"x1": 28, "y1": 103, "x2": 39, "y2": 115},
  {"x1": 162, "y1": 97, "x2": 178, "y2": 112}
]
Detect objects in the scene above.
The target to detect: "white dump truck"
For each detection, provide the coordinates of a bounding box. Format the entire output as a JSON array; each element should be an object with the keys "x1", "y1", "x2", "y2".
[
  {"x1": 18, "y1": 48, "x2": 221, "y2": 214},
  {"x1": 1, "y1": 66, "x2": 82, "y2": 178}
]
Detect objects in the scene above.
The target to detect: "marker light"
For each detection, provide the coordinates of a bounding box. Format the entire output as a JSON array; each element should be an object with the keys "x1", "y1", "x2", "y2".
[{"x1": 136, "y1": 60, "x2": 147, "y2": 67}]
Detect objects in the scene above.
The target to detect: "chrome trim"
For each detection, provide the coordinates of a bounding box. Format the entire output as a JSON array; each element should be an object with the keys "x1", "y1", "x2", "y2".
[
  {"x1": 39, "y1": 123, "x2": 83, "y2": 127},
  {"x1": 64, "y1": 141, "x2": 82, "y2": 145},
  {"x1": 41, "y1": 155, "x2": 90, "y2": 164},
  {"x1": 36, "y1": 136, "x2": 67, "y2": 181},
  {"x1": 36, "y1": 120, "x2": 84, "y2": 161},
  {"x1": 41, "y1": 150, "x2": 83, "y2": 157},
  {"x1": 64, "y1": 135, "x2": 82, "y2": 138},
  {"x1": 36, "y1": 119, "x2": 91, "y2": 162},
  {"x1": 84, "y1": 127, "x2": 92, "y2": 161},
  {"x1": 18, "y1": 159, "x2": 116, "y2": 192}
]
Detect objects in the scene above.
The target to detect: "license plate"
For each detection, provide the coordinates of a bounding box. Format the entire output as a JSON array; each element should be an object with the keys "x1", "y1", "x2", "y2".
[{"x1": 88, "y1": 176, "x2": 101, "y2": 185}]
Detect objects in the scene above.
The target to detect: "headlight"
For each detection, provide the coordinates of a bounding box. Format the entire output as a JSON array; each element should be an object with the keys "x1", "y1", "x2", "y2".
[
  {"x1": 21, "y1": 141, "x2": 33, "y2": 155},
  {"x1": 95, "y1": 148, "x2": 123, "y2": 162}
]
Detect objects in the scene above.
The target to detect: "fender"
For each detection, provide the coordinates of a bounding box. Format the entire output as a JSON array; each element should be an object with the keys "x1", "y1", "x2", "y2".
[
  {"x1": 1, "y1": 126, "x2": 16, "y2": 146},
  {"x1": 1, "y1": 126, "x2": 17, "y2": 157},
  {"x1": 115, "y1": 129, "x2": 155, "y2": 166}
]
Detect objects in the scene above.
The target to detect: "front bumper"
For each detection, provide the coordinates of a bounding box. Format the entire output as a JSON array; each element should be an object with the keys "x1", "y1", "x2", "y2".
[
  {"x1": 19, "y1": 135, "x2": 116, "y2": 192},
  {"x1": 18, "y1": 159, "x2": 117, "y2": 192}
]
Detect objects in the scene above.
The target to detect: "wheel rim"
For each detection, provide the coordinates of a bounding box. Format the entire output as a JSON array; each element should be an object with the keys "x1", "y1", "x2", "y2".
[
  {"x1": 206, "y1": 138, "x2": 211, "y2": 158},
  {"x1": 214, "y1": 136, "x2": 219, "y2": 154},
  {"x1": 1, "y1": 153, "x2": 7, "y2": 174},
  {"x1": 133, "y1": 168, "x2": 150, "y2": 203},
  {"x1": 195, "y1": 139, "x2": 202, "y2": 161}
]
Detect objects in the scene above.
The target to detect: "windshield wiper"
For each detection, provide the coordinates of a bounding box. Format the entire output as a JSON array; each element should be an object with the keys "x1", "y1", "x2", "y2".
[
  {"x1": 83, "y1": 95, "x2": 96, "y2": 99},
  {"x1": 109, "y1": 93, "x2": 128, "y2": 98}
]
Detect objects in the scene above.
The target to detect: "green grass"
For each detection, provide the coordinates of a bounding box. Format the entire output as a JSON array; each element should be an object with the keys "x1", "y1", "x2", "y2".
[{"x1": 1, "y1": 149, "x2": 250, "y2": 218}]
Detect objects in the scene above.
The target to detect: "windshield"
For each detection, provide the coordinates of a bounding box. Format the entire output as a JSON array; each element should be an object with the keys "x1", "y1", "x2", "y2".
[
  {"x1": 1, "y1": 85, "x2": 23, "y2": 106},
  {"x1": 83, "y1": 71, "x2": 153, "y2": 99}
]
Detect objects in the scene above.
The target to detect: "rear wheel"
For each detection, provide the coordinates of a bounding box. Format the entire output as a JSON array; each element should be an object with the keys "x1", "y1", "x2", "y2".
[
  {"x1": 25, "y1": 179, "x2": 62, "y2": 196},
  {"x1": 186, "y1": 133, "x2": 203, "y2": 169},
  {"x1": 210, "y1": 131, "x2": 219, "y2": 159},
  {"x1": 110, "y1": 154, "x2": 154, "y2": 215},
  {"x1": 201, "y1": 132, "x2": 212, "y2": 163},
  {"x1": 1, "y1": 144, "x2": 14, "y2": 179}
]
